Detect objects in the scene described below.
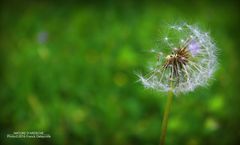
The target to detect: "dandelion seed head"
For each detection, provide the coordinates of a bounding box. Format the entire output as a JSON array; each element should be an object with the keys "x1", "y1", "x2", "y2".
[{"x1": 138, "y1": 23, "x2": 218, "y2": 94}]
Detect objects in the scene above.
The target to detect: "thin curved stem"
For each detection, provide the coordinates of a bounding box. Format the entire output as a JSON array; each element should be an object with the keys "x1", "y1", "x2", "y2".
[{"x1": 159, "y1": 83, "x2": 174, "y2": 145}]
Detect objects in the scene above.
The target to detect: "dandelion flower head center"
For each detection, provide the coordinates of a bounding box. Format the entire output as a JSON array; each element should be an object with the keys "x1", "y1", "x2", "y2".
[{"x1": 163, "y1": 39, "x2": 198, "y2": 81}]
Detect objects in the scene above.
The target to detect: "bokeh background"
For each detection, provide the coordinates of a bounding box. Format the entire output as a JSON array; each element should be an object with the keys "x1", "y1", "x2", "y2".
[{"x1": 1, "y1": 0, "x2": 240, "y2": 145}]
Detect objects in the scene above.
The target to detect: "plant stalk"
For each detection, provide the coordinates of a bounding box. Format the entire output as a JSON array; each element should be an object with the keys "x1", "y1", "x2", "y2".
[{"x1": 159, "y1": 87, "x2": 174, "y2": 145}]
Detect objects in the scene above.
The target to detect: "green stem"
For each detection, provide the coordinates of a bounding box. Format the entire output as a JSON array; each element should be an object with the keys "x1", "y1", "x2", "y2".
[{"x1": 159, "y1": 88, "x2": 174, "y2": 145}]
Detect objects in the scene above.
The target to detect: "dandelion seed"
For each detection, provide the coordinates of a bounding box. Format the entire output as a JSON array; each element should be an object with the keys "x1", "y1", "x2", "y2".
[
  {"x1": 177, "y1": 27, "x2": 182, "y2": 31},
  {"x1": 164, "y1": 37, "x2": 168, "y2": 41}
]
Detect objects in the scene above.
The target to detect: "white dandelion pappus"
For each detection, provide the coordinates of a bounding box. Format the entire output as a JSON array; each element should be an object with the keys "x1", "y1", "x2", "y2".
[{"x1": 138, "y1": 23, "x2": 217, "y2": 94}]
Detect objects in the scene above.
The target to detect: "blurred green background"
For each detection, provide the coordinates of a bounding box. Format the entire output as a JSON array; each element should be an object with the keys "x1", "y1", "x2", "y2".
[{"x1": 1, "y1": 0, "x2": 240, "y2": 145}]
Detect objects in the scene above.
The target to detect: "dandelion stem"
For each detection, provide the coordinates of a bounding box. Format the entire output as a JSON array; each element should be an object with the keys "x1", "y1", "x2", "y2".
[{"x1": 159, "y1": 83, "x2": 174, "y2": 145}]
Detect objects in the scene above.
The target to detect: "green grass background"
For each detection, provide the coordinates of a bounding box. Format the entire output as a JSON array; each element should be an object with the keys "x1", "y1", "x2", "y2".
[{"x1": 0, "y1": 0, "x2": 240, "y2": 145}]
